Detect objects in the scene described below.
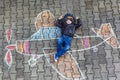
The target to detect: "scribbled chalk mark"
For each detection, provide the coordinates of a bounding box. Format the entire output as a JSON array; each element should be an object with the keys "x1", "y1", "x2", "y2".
[
  {"x1": 30, "y1": 27, "x2": 61, "y2": 40},
  {"x1": 25, "y1": 41, "x2": 29, "y2": 54},
  {"x1": 35, "y1": 10, "x2": 55, "y2": 30},
  {"x1": 93, "y1": 47, "x2": 98, "y2": 52},
  {"x1": 6, "y1": 29, "x2": 12, "y2": 44},
  {"x1": 5, "y1": 45, "x2": 16, "y2": 50},
  {"x1": 28, "y1": 55, "x2": 42, "y2": 67},
  {"x1": 81, "y1": 37, "x2": 90, "y2": 48},
  {"x1": 4, "y1": 50, "x2": 12, "y2": 67},
  {"x1": 17, "y1": 41, "x2": 30, "y2": 54},
  {"x1": 98, "y1": 23, "x2": 113, "y2": 38},
  {"x1": 108, "y1": 36, "x2": 119, "y2": 47},
  {"x1": 17, "y1": 41, "x2": 24, "y2": 54}
]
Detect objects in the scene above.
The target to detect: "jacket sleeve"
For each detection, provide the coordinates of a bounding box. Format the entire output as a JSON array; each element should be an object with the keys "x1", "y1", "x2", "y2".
[
  {"x1": 75, "y1": 18, "x2": 82, "y2": 29},
  {"x1": 55, "y1": 18, "x2": 63, "y2": 28}
]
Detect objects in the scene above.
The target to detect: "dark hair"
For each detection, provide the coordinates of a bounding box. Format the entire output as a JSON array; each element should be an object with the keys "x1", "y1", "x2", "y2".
[{"x1": 64, "y1": 13, "x2": 76, "y2": 23}]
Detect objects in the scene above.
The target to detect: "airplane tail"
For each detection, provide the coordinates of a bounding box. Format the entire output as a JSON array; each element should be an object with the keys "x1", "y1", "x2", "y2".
[{"x1": 92, "y1": 23, "x2": 119, "y2": 48}]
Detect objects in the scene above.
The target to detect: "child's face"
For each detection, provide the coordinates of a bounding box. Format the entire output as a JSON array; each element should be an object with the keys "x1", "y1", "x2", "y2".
[{"x1": 66, "y1": 19, "x2": 72, "y2": 24}]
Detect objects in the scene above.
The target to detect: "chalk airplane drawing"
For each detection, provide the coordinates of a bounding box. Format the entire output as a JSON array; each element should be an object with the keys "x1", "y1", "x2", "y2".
[{"x1": 4, "y1": 10, "x2": 120, "y2": 80}]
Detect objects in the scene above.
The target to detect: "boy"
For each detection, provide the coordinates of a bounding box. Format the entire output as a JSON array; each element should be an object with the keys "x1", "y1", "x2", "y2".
[{"x1": 54, "y1": 13, "x2": 82, "y2": 62}]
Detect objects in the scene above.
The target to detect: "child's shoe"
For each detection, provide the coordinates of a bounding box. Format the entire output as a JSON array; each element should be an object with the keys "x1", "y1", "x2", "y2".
[{"x1": 54, "y1": 54, "x2": 58, "y2": 62}]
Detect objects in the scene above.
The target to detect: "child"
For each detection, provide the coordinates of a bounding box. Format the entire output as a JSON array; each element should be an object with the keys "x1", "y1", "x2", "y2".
[{"x1": 54, "y1": 13, "x2": 82, "y2": 62}]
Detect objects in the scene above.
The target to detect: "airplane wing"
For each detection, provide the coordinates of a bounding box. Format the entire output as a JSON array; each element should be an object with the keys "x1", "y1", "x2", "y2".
[
  {"x1": 42, "y1": 48, "x2": 85, "y2": 80},
  {"x1": 29, "y1": 27, "x2": 61, "y2": 40}
]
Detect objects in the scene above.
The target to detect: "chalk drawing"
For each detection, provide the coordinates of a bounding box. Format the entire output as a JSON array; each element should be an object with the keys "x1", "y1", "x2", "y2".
[{"x1": 4, "y1": 10, "x2": 120, "y2": 80}]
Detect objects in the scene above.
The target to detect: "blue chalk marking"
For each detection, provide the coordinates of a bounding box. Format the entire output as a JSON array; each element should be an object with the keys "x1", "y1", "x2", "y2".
[{"x1": 30, "y1": 27, "x2": 61, "y2": 40}]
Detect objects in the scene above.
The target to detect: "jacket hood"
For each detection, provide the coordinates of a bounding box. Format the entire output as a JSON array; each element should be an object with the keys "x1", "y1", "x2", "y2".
[
  {"x1": 64, "y1": 13, "x2": 74, "y2": 18},
  {"x1": 64, "y1": 13, "x2": 76, "y2": 23}
]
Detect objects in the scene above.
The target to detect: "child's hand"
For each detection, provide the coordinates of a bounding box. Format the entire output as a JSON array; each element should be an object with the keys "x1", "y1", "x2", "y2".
[
  {"x1": 76, "y1": 17, "x2": 79, "y2": 19},
  {"x1": 59, "y1": 15, "x2": 63, "y2": 19}
]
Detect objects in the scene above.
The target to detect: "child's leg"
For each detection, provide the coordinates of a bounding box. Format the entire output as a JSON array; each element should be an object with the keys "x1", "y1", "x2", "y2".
[
  {"x1": 55, "y1": 36, "x2": 64, "y2": 58},
  {"x1": 57, "y1": 37, "x2": 63, "y2": 51},
  {"x1": 56, "y1": 36, "x2": 72, "y2": 58}
]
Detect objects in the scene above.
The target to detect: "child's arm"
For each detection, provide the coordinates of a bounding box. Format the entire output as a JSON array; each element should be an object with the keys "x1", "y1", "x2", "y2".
[
  {"x1": 55, "y1": 15, "x2": 63, "y2": 28},
  {"x1": 75, "y1": 17, "x2": 82, "y2": 29}
]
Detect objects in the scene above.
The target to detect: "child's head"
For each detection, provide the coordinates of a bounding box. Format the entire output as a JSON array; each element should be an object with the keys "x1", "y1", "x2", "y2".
[
  {"x1": 64, "y1": 13, "x2": 75, "y2": 24},
  {"x1": 66, "y1": 16, "x2": 73, "y2": 24}
]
